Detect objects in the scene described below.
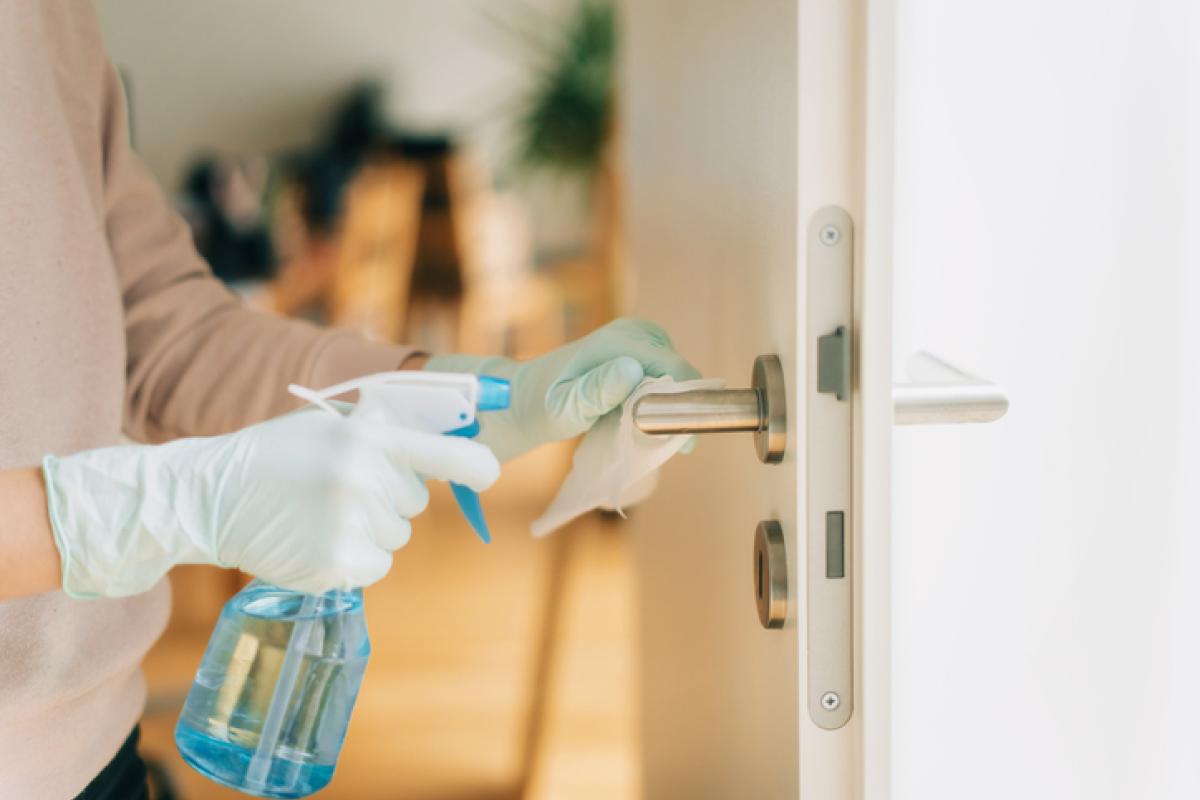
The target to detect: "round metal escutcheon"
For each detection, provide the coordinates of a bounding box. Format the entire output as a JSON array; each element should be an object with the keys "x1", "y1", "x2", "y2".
[
  {"x1": 753, "y1": 520, "x2": 788, "y2": 629},
  {"x1": 751, "y1": 355, "x2": 787, "y2": 464}
]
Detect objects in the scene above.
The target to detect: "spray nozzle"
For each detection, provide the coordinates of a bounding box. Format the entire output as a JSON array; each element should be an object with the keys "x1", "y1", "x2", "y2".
[
  {"x1": 287, "y1": 371, "x2": 511, "y2": 544},
  {"x1": 476, "y1": 375, "x2": 512, "y2": 412}
]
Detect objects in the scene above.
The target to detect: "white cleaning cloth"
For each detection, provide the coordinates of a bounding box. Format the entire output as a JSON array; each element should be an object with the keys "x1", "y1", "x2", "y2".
[{"x1": 531, "y1": 377, "x2": 725, "y2": 537}]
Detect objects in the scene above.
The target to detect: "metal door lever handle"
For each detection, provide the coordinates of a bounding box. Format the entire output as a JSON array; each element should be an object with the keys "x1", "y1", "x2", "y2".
[
  {"x1": 632, "y1": 354, "x2": 787, "y2": 463},
  {"x1": 893, "y1": 352, "x2": 1009, "y2": 424},
  {"x1": 632, "y1": 388, "x2": 763, "y2": 434}
]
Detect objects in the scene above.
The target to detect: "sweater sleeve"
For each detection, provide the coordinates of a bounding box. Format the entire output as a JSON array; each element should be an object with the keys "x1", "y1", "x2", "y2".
[{"x1": 99, "y1": 64, "x2": 414, "y2": 442}]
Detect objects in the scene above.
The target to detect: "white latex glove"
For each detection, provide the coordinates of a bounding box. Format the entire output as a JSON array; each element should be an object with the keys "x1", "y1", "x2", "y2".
[
  {"x1": 427, "y1": 318, "x2": 700, "y2": 462},
  {"x1": 43, "y1": 406, "x2": 499, "y2": 598}
]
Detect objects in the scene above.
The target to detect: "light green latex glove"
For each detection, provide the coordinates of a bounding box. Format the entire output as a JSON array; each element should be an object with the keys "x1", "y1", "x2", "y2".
[
  {"x1": 43, "y1": 406, "x2": 499, "y2": 598},
  {"x1": 427, "y1": 317, "x2": 700, "y2": 462}
]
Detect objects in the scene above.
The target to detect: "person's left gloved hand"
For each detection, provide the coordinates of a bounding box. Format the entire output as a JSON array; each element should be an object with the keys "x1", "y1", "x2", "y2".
[
  {"x1": 426, "y1": 318, "x2": 700, "y2": 462},
  {"x1": 43, "y1": 406, "x2": 499, "y2": 598}
]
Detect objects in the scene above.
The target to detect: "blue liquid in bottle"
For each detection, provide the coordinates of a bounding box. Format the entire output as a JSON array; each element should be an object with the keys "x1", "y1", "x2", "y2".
[{"x1": 175, "y1": 581, "x2": 369, "y2": 798}]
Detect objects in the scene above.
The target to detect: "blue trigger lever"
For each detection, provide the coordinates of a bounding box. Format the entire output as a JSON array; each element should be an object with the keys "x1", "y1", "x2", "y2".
[{"x1": 449, "y1": 376, "x2": 511, "y2": 543}]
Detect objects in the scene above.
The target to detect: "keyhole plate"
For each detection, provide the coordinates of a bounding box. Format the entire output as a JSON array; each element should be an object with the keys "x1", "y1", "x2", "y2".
[{"x1": 753, "y1": 520, "x2": 787, "y2": 629}]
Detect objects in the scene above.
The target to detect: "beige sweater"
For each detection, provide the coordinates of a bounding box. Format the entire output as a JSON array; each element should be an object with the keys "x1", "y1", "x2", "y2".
[{"x1": 0, "y1": 4, "x2": 415, "y2": 796}]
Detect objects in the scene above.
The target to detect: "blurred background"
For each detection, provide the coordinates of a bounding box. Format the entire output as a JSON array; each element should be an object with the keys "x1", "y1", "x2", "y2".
[{"x1": 95, "y1": 1, "x2": 639, "y2": 797}]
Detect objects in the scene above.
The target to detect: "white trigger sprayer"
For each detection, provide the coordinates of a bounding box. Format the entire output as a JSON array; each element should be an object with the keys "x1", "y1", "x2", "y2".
[
  {"x1": 175, "y1": 371, "x2": 511, "y2": 799},
  {"x1": 287, "y1": 370, "x2": 512, "y2": 542}
]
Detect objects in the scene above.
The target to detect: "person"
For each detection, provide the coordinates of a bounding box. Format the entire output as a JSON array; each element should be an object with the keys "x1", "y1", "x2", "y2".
[{"x1": 0, "y1": 4, "x2": 699, "y2": 798}]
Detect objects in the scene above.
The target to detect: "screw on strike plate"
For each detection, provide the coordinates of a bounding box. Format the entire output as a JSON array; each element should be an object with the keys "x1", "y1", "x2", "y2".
[
  {"x1": 820, "y1": 692, "x2": 841, "y2": 711},
  {"x1": 819, "y1": 225, "x2": 841, "y2": 246}
]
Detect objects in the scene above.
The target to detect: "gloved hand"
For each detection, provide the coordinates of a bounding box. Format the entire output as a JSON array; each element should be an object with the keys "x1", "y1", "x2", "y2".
[
  {"x1": 427, "y1": 318, "x2": 700, "y2": 462},
  {"x1": 43, "y1": 406, "x2": 499, "y2": 599}
]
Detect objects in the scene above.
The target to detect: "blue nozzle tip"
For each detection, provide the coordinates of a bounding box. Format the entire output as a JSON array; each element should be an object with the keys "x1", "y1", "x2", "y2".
[{"x1": 477, "y1": 376, "x2": 511, "y2": 412}]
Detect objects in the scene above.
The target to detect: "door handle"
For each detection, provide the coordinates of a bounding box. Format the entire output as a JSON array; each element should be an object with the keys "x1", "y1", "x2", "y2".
[
  {"x1": 632, "y1": 354, "x2": 787, "y2": 463},
  {"x1": 893, "y1": 352, "x2": 1009, "y2": 425}
]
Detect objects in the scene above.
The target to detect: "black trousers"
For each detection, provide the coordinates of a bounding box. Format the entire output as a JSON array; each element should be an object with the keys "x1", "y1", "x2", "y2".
[{"x1": 75, "y1": 727, "x2": 150, "y2": 800}]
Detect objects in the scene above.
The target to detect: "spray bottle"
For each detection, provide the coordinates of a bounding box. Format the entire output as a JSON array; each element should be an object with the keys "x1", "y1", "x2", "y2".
[{"x1": 174, "y1": 371, "x2": 510, "y2": 799}]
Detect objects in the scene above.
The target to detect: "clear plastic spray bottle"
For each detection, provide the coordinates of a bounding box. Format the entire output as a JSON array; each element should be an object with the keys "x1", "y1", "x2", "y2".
[{"x1": 175, "y1": 372, "x2": 510, "y2": 798}]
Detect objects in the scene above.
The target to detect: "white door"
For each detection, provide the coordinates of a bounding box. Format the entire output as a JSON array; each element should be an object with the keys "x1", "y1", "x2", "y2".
[
  {"x1": 890, "y1": 2, "x2": 1200, "y2": 799},
  {"x1": 620, "y1": 1, "x2": 889, "y2": 797},
  {"x1": 624, "y1": 1, "x2": 1197, "y2": 799}
]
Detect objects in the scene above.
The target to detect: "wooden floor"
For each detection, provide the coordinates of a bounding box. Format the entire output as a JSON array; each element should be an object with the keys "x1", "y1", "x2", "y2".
[{"x1": 139, "y1": 444, "x2": 639, "y2": 800}]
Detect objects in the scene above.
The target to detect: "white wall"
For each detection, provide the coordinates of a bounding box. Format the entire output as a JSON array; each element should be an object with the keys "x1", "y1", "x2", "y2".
[
  {"x1": 891, "y1": 2, "x2": 1200, "y2": 798},
  {"x1": 95, "y1": 0, "x2": 562, "y2": 190}
]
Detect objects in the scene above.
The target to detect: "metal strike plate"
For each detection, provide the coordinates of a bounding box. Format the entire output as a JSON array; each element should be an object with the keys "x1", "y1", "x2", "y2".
[
  {"x1": 753, "y1": 520, "x2": 787, "y2": 628},
  {"x1": 818, "y1": 326, "x2": 851, "y2": 401},
  {"x1": 806, "y1": 206, "x2": 854, "y2": 730}
]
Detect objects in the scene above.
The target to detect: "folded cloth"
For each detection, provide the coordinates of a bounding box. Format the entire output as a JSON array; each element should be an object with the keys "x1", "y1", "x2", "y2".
[{"x1": 531, "y1": 377, "x2": 725, "y2": 536}]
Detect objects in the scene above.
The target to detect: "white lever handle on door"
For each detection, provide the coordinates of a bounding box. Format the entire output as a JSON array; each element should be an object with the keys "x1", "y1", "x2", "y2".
[{"x1": 893, "y1": 352, "x2": 1009, "y2": 425}]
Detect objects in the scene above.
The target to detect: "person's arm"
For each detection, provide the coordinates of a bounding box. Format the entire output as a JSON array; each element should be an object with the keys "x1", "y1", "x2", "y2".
[
  {"x1": 0, "y1": 468, "x2": 60, "y2": 600},
  {"x1": 97, "y1": 60, "x2": 416, "y2": 441},
  {"x1": 402, "y1": 354, "x2": 429, "y2": 370}
]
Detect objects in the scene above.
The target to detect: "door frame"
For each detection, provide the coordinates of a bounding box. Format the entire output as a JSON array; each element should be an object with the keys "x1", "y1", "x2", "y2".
[{"x1": 855, "y1": 0, "x2": 895, "y2": 796}]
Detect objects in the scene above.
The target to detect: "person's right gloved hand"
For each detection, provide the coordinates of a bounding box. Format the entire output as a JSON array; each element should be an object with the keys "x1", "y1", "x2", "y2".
[
  {"x1": 42, "y1": 406, "x2": 500, "y2": 599},
  {"x1": 426, "y1": 318, "x2": 701, "y2": 462}
]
